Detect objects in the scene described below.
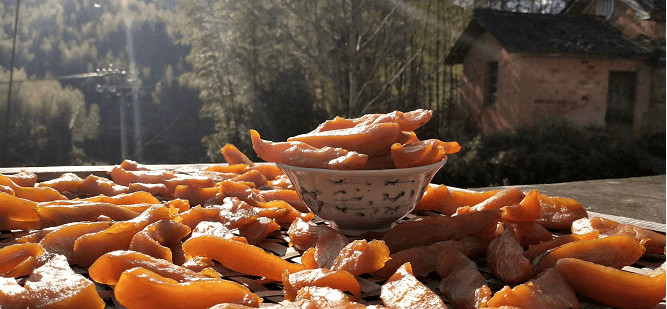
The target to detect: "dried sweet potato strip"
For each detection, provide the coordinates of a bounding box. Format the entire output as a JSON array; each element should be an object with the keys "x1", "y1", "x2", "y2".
[
  {"x1": 524, "y1": 232, "x2": 599, "y2": 261},
  {"x1": 182, "y1": 235, "x2": 305, "y2": 282},
  {"x1": 501, "y1": 189, "x2": 541, "y2": 222},
  {"x1": 25, "y1": 254, "x2": 106, "y2": 309},
  {"x1": 221, "y1": 143, "x2": 254, "y2": 166},
  {"x1": 532, "y1": 234, "x2": 646, "y2": 275},
  {"x1": 330, "y1": 239, "x2": 391, "y2": 276},
  {"x1": 39, "y1": 221, "x2": 113, "y2": 263},
  {"x1": 287, "y1": 122, "x2": 401, "y2": 157},
  {"x1": 536, "y1": 193, "x2": 588, "y2": 230},
  {"x1": 0, "y1": 277, "x2": 31, "y2": 309},
  {"x1": 282, "y1": 268, "x2": 361, "y2": 301},
  {"x1": 557, "y1": 258, "x2": 666, "y2": 309},
  {"x1": 72, "y1": 205, "x2": 175, "y2": 267},
  {"x1": 0, "y1": 192, "x2": 40, "y2": 231},
  {"x1": 310, "y1": 109, "x2": 432, "y2": 133},
  {"x1": 114, "y1": 267, "x2": 261, "y2": 309},
  {"x1": 0, "y1": 243, "x2": 46, "y2": 278},
  {"x1": 129, "y1": 219, "x2": 191, "y2": 264},
  {"x1": 572, "y1": 217, "x2": 666, "y2": 255},
  {"x1": 437, "y1": 250, "x2": 492, "y2": 309},
  {"x1": 78, "y1": 174, "x2": 129, "y2": 196},
  {"x1": 380, "y1": 262, "x2": 447, "y2": 309},
  {"x1": 36, "y1": 201, "x2": 140, "y2": 228},
  {"x1": 89, "y1": 250, "x2": 217, "y2": 285},
  {"x1": 6, "y1": 171, "x2": 37, "y2": 187},
  {"x1": 382, "y1": 209, "x2": 502, "y2": 252},
  {"x1": 37, "y1": 172, "x2": 82, "y2": 194},
  {"x1": 487, "y1": 267, "x2": 580, "y2": 309},
  {"x1": 511, "y1": 222, "x2": 554, "y2": 247},
  {"x1": 458, "y1": 187, "x2": 525, "y2": 214},
  {"x1": 251, "y1": 130, "x2": 368, "y2": 170},
  {"x1": 174, "y1": 185, "x2": 219, "y2": 207},
  {"x1": 486, "y1": 223, "x2": 532, "y2": 284},
  {"x1": 0, "y1": 173, "x2": 67, "y2": 202}
]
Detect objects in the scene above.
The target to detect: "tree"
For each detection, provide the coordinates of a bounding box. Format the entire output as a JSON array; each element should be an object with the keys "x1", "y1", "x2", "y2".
[{"x1": 0, "y1": 67, "x2": 99, "y2": 166}]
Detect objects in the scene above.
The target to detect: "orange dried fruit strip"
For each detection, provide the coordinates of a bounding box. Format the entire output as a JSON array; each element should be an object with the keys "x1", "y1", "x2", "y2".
[
  {"x1": 524, "y1": 232, "x2": 599, "y2": 261},
  {"x1": 78, "y1": 174, "x2": 129, "y2": 197},
  {"x1": 108, "y1": 164, "x2": 176, "y2": 187},
  {"x1": 486, "y1": 223, "x2": 532, "y2": 284},
  {"x1": 204, "y1": 163, "x2": 250, "y2": 174},
  {"x1": 532, "y1": 234, "x2": 646, "y2": 275},
  {"x1": 89, "y1": 250, "x2": 218, "y2": 286},
  {"x1": 311, "y1": 109, "x2": 433, "y2": 133},
  {"x1": 380, "y1": 262, "x2": 447, "y2": 309},
  {"x1": 288, "y1": 217, "x2": 350, "y2": 269},
  {"x1": 25, "y1": 254, "x2": 106, "y2": 309},
  {"x1": 37, "y1": 172, "x2": 82, "y2": 194},
  {"x1": 129, "y1": 219, "x2": 191, "y2": 264},
  {"x1": 0, "y1": 277, "x2": 31, "y2": 309},
  {"x1": 36, "y1": 201, "x2": 140, "y2": 228},
  {"x1": 457, "y1": 187, "x2": 525, "y2": 214},
  {"x1": 330, "y1": 239, "x2": 391, "y2": 276},
  {"x1": 390, "y1": 139, "x2": 460, "y2": 169},
  {"x1": 174, "y1": 185, "x2": 219, "y2": 207},
  {"x1": 572, "y1": 217, "x2": 666, "y2": 255},
  {"x1": 501, "y1": 189, "x2": 541, "y2": 222},
  {"x1": 221, "y1": 143, "x2": 255, "y2": 166},
  {"x1": 237, "y1": 217, "x2": 281, "y2": 245},
  {"x1": 182, "y1": 235, "x2": 305, "y2": 282},
  {"x1": 251, "y1": 130, "x2": 368, "y2": 170},
  {"x1": 72, "y1": 205, "x2": 175, "y2": 267},
  {"x1": 0, "y1": 243, "x2": 46, "y2": 278},
  {"x1": 536, "y1": 193, "x2": 588, "y2": 230},
  {"x1": 511, "y1": 222, "x2": 554, "y2": 248},
  {"x1": 128, "y1": 182, "x2": 169, "y2": 196},
  {"x1": 487, "y1": 267, "x2": 580, "y2": 309},
  {"x1": 287, "y1": 122, "x2": 401, "y2": 157},
  {"x1": 415, "y1": 185, "x2": 500, "y2": 215},
  {"x1": 6, "y1": 171, "x2": 37, "y2": 187},
  {"x1": 0, "y1": 173, "x2": 67, "y2": 202},
  {"x1": 382, "y1": 209, "x2": 502, "y2": 252},
  {"x1": 39, "y1": 221, "x2": 114, "y2": 263},
  {"x1": 282, "y1": 268, "x2": 361, "y2": 302},
  {"x1": 231, "y1": 169, "x2": 268, "y2": 188},
  {"x1": 557, "y1": 258, "x2": 666, "y2": 309},
  {"x1": 436, "y1": 250, "x2": 492, "y2": 309},
  {"x1": 83, "y1": 191, "x2": 162, "y2": 205},
  {"x1": 0, "y1": 192, "x2": 40, "y2": 231},
  {"x1": 114, "y1": 267, "x2": 261, "y2": 309},
  {"x1": 258, "y1": 189, "x2": 309, "y2": 213}
]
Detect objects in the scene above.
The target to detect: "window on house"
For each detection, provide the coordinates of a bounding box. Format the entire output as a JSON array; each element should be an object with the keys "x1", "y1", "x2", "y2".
[{"x1": 486, "y1": 61, "x2": 499, "y2": 106}]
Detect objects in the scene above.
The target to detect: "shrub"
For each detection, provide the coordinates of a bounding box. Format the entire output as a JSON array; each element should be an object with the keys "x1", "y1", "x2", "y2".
[{"x1": 434, "y1": 123, "x2": 665, "y2": 188}]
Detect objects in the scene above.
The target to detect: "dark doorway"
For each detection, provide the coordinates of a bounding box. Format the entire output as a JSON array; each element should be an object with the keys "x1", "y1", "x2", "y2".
[{"x1": 605, "y1": 71, "x2": 636, "y2": 138}]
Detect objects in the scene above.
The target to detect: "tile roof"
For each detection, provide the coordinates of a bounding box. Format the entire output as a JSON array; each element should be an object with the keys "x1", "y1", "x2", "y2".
[{"x1": 444, "y1": 9, "x2": 653, "y2": 64}]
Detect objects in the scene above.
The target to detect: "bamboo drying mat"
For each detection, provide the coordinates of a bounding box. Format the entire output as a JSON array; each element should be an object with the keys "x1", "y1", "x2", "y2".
[{"x1": 0, "y1": 166, "x2": 664, "y2": 309}]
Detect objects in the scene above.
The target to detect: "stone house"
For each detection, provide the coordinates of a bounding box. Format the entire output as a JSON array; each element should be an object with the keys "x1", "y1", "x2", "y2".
[{"x1": 444, "y1": 5, "x2": 665, "y2": 139}]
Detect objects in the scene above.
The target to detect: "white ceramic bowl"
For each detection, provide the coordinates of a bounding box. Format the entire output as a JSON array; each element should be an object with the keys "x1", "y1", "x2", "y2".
[{"x1": 277, "y1": 160, "x2": 446, "y2": 235}]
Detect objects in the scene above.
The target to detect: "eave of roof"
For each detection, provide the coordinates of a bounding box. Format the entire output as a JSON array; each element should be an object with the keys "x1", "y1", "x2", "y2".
[{"x1": 444, "y1": 9, "x2": 653, "y2": 65}]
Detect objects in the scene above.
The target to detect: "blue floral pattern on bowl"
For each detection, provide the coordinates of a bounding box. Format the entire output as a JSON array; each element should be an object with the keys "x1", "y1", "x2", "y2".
[{"x1": 277, "y1": 160, "x2": 446, "y2": 235}]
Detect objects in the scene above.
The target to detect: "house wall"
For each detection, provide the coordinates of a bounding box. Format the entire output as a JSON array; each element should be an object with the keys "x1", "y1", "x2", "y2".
[
  {"x1": 461, "y1": 33, "x2": 660, "y2": 136},
  {"x1": 461, "y1": 32, "x2": 519, "y2": 135}
]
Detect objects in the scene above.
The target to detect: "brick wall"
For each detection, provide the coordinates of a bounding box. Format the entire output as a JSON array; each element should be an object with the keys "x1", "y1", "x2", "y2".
[{"x1": 461, "y1": 33, "x2": 660, "y2": 136}]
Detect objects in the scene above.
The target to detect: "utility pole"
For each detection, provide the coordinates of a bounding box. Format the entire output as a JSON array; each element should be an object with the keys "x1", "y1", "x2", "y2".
[{"x1": 2, "y1": 0, "x2": 21, "y2": 167}]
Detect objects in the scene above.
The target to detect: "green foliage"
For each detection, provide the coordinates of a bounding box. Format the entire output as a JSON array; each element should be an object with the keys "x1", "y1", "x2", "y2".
[{"x1": 436, "y1": 123, "x2": 665, "y2": 188}]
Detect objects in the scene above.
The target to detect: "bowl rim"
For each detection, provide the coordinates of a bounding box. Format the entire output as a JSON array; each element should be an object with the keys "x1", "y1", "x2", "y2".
[{"x1": 275, "y1": 158, "x2": 447, "y2": 176}]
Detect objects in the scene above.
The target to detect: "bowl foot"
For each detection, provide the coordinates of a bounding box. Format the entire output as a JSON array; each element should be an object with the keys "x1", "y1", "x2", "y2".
[{"x1": 330, "y1": 222, "x2": 393, "y2": 236}]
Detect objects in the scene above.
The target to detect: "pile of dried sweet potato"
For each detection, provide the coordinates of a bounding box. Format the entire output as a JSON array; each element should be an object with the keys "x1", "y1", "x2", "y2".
[
  {"x1": 252, "y1": 109, "x2": 460, "y2": 169},
  {"x1": 0, "y1": 114, "x2": 664, "y2": 309}
]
